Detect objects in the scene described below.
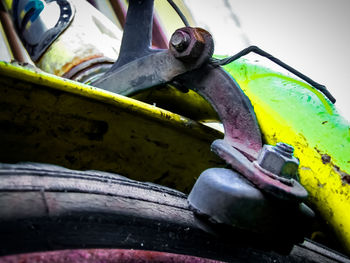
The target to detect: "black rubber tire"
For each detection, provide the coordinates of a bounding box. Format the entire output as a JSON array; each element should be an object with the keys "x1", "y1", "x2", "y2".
[{"x1": 0, "y1": 162, "x2": 349, "y2": 263}]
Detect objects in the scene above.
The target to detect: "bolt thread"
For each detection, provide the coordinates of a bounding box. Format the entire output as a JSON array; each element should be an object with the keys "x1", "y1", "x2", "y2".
[
  {"x1": 170, "y1": 31, "x2": 190, "y2": 52},
  {"x1": 275, "y1": 142, "x2": 294, "y2": 157}
]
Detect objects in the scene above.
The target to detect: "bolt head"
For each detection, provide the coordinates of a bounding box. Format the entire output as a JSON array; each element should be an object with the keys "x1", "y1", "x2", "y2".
[
  {"x1": 257, "y1": 144, "x2": 299, "y2": 180},
  {"x1": 170, "y1": 31, "x2": 190, "y2": 52}
]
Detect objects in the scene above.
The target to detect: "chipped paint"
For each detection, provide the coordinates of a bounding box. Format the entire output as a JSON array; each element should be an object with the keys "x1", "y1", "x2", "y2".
[
  {"x1": 223, "y1": 55, "x2": 350, "y2": 253},
  {"x1": 36, "y1": 0, "x2": 122, "y2": 77}
]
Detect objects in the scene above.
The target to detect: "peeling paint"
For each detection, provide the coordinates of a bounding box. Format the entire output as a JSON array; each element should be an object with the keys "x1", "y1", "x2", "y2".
[{"x1": 321, "y1": 154, "x2": 331, "y2": 164}]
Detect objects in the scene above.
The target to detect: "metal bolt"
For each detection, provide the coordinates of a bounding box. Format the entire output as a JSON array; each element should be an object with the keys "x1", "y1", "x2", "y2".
[
  {"x1": 257, "y1": 142, "x2": 300, "y2": 180},
  {"x1": 169, "y1": 27, "x2": 211, "y2": 64},
  {"x1": 275, "y1": 142, "x2": 294, "y2": 157},
  {"x1": 170, "y1": 31, "x2": 190, "y2": 52}
]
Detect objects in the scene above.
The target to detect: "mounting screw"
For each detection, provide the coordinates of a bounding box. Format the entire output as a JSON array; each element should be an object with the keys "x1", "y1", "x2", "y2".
[
  {"x1": 170, "y1": 31, "x2": 190, "y2": 52},
  {"x1": 257, "y1": 142, "x2": 300, "y2": 180}
]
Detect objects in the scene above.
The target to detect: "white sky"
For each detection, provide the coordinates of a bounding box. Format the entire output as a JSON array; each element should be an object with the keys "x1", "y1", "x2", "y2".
[{"x1": 187, "y1": 0, "x2": 350, "y2": 121}]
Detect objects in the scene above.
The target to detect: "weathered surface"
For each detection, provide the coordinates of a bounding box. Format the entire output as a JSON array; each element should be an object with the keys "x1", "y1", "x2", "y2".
[
  {"x1": 223, "y1": 55, "x2": 350, "y2": 254},
  {"x1": 0, "y1": 62, "x2": 223, "y2": 193}
]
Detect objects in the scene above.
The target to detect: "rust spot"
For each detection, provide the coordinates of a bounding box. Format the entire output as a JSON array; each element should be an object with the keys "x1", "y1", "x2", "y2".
[
  {"x1": 56, "y1": 54, "x2": 103, "y2": 77},
  {"x1": 321, "y1": 154, "x2": 331, "y2": 164},
  {"x1": 342, "y1": 175, "x2": 350, "y2": 185},
  {"x1": 317, "y1": 182, "x2": 326, "y2": 188},
  {"x1": 322, "y1": 121, "x2": 328, "y2": 124},
  {"x1": 314, "y1": 147, "x2": 321, "y2": 154},
  {"x1": 333, "y1": 165, "x2": 350, "y2": 185}
]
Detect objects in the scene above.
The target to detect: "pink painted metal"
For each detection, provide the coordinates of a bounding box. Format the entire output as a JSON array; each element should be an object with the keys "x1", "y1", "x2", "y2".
[{"x1": 0, "y1": 249, "x2": 225, "y2": 263}]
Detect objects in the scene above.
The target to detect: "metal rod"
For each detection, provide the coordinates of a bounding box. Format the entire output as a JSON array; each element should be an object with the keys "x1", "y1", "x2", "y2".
[
  {"x1": 211, "y1": 45, "x2": 336, "y2": 104},
  {"x1": 109, "y1": 0, "x2": 167, "y2": 50},
  {"x1": 110, "y1": 0, "x2": 155, "y2": 70},
  {"x1": 0, "y1": 7, "x2": 25, "y2": 62},
  {"x1": 109, "y1": 0, "x2": 126, "y2": 28},
  {"x1": 152, "y1": 13, "x2": 168, "y2": 49}
]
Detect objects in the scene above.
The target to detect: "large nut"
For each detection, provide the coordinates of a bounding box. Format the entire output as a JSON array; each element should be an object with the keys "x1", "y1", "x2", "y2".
[
  {"x1": 257, "y1": 143, "x2": 299, "y2": 180},
  {"x1": 169, "y1": 27, "x2": 208, "y2": 63}
]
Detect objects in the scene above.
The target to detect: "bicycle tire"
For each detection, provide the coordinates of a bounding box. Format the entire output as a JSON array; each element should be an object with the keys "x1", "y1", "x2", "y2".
[{"x1": 0, "y1": 162, "x2": 348, "y2": 263}]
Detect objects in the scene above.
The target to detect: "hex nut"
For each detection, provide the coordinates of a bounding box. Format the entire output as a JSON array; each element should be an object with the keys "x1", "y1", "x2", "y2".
[
  {"x1": 169, "y1": 27, "x2": 206, "y2": 62},
  {"x1": 257, "y1": 143, "x2": 300, "y2": 180}
]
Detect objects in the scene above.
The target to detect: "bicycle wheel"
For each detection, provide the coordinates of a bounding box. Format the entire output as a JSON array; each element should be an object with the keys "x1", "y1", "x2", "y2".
[{"x1": 0, "y1": 162, "x2": 348, "y2": 262}]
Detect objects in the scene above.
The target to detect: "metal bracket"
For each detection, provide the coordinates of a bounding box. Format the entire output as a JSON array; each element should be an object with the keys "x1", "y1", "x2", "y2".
[
  {"x1": 91, "y1": 0, "x2": 307, "y2": 202},
  {"x1": 175, "y1": 64, "x2": 262, "y2": 160}
]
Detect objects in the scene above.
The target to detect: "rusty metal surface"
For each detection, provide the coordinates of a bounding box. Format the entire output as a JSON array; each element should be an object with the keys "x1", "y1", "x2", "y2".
[
  {"x1": 35, "y1": 0, "x2": 122, "y2": 77},
  {"x1": 169, "y1": 27, "x2": 212, "y2": 66},
  {"x1": 0, "y1": 249, "x2": 224, "y2": 263}
]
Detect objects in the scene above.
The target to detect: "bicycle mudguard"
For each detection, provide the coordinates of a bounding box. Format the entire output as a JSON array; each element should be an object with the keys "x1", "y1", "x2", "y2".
[
  {"x1": 0, "y1": 61, "x2": 224, "y2": 194},
  {"x1": 221, "y1": 55, "x2": 350, "y2": 254}
]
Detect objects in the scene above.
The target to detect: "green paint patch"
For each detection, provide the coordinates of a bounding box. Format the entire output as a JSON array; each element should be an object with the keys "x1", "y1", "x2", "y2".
[{"x1": 248, "y1": 73, "x2": 333, "y2": 114}]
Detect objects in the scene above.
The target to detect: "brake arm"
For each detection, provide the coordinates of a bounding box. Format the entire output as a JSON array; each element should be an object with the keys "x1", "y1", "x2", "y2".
[
  {"x1": 92, "y1": 0, "x2": 261, "y2": 156},
  {"x1": 92, "y1": 0, "x2": 307, "y2": 201},
  {"x1": 176, "y1": 65, "x2": 307, "y2": 201},
  {"x1": 175, "y1": 63, "x2": 262, "y2": 160},
  {"x1": 92, "y1": 50, "x2": 195, "y2": 96}
]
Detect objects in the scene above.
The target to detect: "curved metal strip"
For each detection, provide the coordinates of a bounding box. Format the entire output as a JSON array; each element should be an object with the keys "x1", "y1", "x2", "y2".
[{"x1": 177, "y1": 64, "x2": 262, "y2": 160}]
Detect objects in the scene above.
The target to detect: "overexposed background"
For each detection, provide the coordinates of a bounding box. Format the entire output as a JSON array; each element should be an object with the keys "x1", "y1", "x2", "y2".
[{"x1": 187, "y1": 0, "x2": 350, "y2": 121}]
